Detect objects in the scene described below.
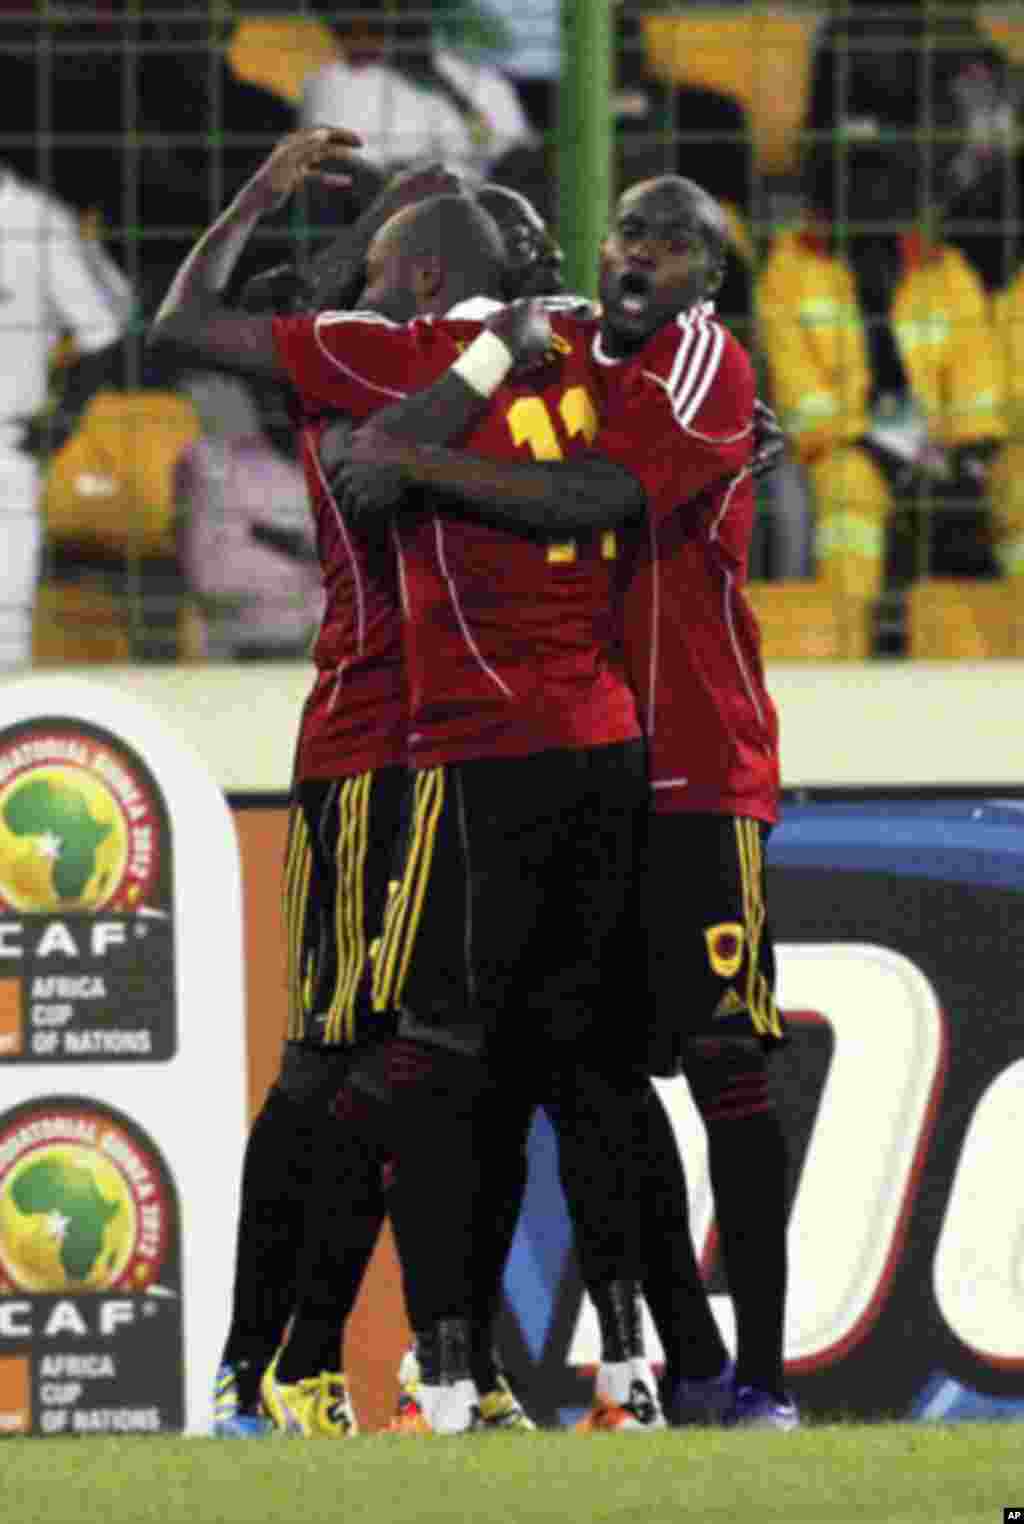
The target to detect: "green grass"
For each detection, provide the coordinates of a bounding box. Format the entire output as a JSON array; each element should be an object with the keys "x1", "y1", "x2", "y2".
[{"x1": 2, "y1": 1423, "x2": 1020, "y2": 1524}]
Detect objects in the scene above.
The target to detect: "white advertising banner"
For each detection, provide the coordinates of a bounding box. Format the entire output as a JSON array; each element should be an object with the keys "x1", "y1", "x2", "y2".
[{"x1": 0, "y1": 677, "x2": 247, "y2": 1436}]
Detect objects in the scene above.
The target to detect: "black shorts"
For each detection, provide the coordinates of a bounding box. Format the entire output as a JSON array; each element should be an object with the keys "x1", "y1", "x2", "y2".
[
  {"x1": 639, "y1": 812, "x2": 785, "y2": 1075},
  {"x1": 283, "y1": 765, "x2": 406, "y2": 1049},
  {"x1": 370, "y1": 740, "x2": 648, "y2": 1058}
]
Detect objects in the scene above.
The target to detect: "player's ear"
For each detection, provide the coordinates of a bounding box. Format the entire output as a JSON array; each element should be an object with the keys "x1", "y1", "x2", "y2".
[
  {"x1": 412, "y1": 255, "x2": 444, "y2": 303},
  {"x1": 704, "y1": 256, "x2": 725, "y2": 299}
]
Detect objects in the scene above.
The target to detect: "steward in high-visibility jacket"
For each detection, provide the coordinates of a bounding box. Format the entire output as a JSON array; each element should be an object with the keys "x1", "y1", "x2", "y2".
[
  {"x1": 989, "y1": 267, "x2": 1024, "y2": 581},
  {"x1": 757, "y1": 223, "x2": 1006, "y2": 618}
]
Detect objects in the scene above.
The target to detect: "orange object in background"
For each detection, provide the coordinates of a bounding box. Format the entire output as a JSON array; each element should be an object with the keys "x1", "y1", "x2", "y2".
[
  {"x1": 0, "y1": 980, "x2": 23, "y2": 1059},
  {"x1": 234, "y1": 806, "x2": 410, "y2": 1433},
  {"x1": 907, "y1": 580, "x2": 1024, "y2": 660},
  {"x1": 746, "y1": 582, "x2": 871, "y2": 662},
  {"x1": 0, "y1": 1357, "x2": 31, "y2": 1436}
]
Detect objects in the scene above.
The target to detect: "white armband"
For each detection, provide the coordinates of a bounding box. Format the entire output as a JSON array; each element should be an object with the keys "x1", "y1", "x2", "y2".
[{"x1": 451, "y1": 329, "x2": 514, "y2": 398}]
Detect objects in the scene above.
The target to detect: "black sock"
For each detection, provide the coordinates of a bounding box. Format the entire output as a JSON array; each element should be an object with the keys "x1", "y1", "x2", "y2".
[
  {"x1": 276, "y1": 1125, "x2": 388, "y2": 1384},
  {"x1": 706, "y1": 1109, "x2": 788, "y2": 1398},
  {"x1": 416, "y1": 1317, "x2": 473, "y2": 1384},
  {"x1": 545, "y1": 1064, "x2": 647, "y2": 1290},
  {"x1": 469, "y1": 1084, "x2": 534, "y2": 1393},
  {"x1": 220, "y1": 1085, "x2": 322, "y2": 1379},
  {"x1": 387, "y1": 1044, "x2": 489, "y2": 1333},
  {"x1": 590, "y1": 1279, "x2": 644, "y2": 1361},
  {"x1": 639, "y1": 1086, "x2": 729, "y2": 1391}
]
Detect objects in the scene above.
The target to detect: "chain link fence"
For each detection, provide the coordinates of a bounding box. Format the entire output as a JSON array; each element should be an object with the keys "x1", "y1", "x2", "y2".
[{"x1": 1, "y1": 4, "x2": 1021, "y2": 665}]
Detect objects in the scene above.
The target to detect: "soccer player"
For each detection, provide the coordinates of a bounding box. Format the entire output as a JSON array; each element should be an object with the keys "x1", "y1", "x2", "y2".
[
  {"x1": 332, "y1": 175, "x2": 798, "y2": 1430},
  {"x1": 188, "y1": 153, "x2": 480, "y2": 1439},
  {"x1": 166, "y1": 151, "x2": 549, "y2": 1437}
]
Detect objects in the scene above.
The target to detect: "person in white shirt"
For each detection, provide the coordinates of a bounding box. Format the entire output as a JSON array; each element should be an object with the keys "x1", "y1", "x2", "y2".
[
  {"x1": 302, "y1": 4, "x2": 531, "y2": 177},
  {"x1": 0, "y1": 168, "x2": 129, "y2": 669}
]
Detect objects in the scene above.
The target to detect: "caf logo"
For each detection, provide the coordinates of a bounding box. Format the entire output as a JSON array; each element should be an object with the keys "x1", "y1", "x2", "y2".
[
  {"x1": 0, "y1": 1105, "x2": 170, "y2": 1295},
  {"x1": 0, "y1": 726, "x2": 162, "y2": 914}
]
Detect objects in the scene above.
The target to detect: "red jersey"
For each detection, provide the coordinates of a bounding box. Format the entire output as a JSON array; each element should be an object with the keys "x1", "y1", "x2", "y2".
[
  {"x1": 275, "y1": 310, "x2": 427, "y2": 779},
  {"x1": 274, "y1": 303, "x2": 639, "y2": 770},
  {"x1": 292, "y1": 416, "x2": 406, "y2": 779},
  {"x1": 573, "y1": 303, "x2": 780, "y2": 824}
]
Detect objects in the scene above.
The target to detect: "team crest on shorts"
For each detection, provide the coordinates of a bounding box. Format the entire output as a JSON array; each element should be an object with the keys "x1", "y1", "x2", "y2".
[{"x1": 704, "y1": 922, "x2": 744, "y2": 979}]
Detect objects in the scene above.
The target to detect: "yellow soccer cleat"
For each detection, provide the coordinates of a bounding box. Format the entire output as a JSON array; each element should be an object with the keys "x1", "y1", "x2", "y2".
[
  {"x1": 260, "y1": 1349, "x2": 358, "y2": 1438},
  {"x1": 476, "y1": 1377, "x2": 536, "y2": 1431}
]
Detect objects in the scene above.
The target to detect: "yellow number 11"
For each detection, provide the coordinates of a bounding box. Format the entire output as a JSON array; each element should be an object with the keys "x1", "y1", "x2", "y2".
[{"x1": 506, "y1": 387, "x2": 616, "y2": 563}]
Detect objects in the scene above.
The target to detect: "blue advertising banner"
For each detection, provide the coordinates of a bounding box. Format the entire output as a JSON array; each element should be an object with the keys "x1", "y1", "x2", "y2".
[{"x1": 497, "y1": 799, "x2": 1024, "y2": 1425}]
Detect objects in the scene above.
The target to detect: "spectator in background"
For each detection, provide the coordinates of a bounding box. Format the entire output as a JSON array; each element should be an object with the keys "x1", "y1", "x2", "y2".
[
  {"x1": 302, "y1": 2, "x2": 530, "y2": 178},
  {"x1": 302, "y1": 3, "x2": 468, "y2": 173},
  {"x1": 35, "y1": 328, "x2": 202, "y2": 669},
  {"x1": 390, "y1": 7, "x2": 535, "y2": 176},
  {"x1": 175, "y1": 376, "x2": 323, "y2": 663},
  {"x1": 0, "y1": 162, "x2": 129, "y2": 669},
  {"x1": 983, "y1": 153, "x2": 1024, "y2": 586},
  {"x1": 758, "y1": 140, "x2": 1006, "y2": 655}
]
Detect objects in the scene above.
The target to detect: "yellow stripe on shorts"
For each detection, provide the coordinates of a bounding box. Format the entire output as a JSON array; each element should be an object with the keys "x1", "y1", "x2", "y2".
[
  {"x1": 372, "y1": 767, "x2": 445, "y2": 1013},
  {"x1": 740, "y1": 818, "x2": 782, "y2": 1040},
  {"x1": 324, "y1": 771, "x2": 373, "y2": 1046},
  {"x1": 284, "y1": 803, "x2": 314, "y2": 1041}
]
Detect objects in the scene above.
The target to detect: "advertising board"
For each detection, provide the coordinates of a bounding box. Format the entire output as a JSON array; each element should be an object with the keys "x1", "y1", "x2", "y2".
[{"x1": 0, "y1": 679, "x2": 247, "y2": 1436}]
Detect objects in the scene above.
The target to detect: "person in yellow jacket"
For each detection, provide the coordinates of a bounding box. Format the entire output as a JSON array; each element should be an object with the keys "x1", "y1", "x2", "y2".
[
  {"x1": 757, "y1": 144, "x2": 1006, "y2": 648},
  {"x1": 988, "y1": 251, "x2": 1024, "y2": 583},
  {"x1": 36, "y1": 378, "x2": 202, "y2": 666}
]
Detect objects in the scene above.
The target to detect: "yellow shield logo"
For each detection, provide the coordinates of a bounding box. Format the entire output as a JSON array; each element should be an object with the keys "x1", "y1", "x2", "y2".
[{"x1": 705, "y1": 922, "x2": 745, "y2": 979}]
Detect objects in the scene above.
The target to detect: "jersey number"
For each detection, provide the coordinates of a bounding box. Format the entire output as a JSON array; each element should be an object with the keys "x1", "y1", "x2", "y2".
[{"x1": 506, "y1": 387, "x2": 616, "y2": 564}]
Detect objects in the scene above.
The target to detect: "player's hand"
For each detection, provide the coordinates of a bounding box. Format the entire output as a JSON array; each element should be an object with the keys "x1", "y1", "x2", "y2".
[
  {"x1": 237, "y1": 262, "x2": 314, "y2": 316},
  {"x1": 329, "y1": 424, "x2": 415, "y2": 519},
  {"x1": 243, "y1": 128, "x2": 364, "y2": 215},
  {"x1": 336, "y1": 463, "x2": 408, "y2": 520},
  {"x1": 485, "y1": 298, "x2": 554, "y2": 373},
  {"x1": 750, "y1": 399, "x2": 785, "y2": 480}
]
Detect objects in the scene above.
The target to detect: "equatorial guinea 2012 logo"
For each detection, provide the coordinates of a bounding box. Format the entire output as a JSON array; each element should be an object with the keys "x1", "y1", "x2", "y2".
[
  {"x1": 0, "y1": 725, "x2": 162, "y2": 915},
  {"x1": 0, "y1": 1103, "x2": 171, "y2": 1295}
]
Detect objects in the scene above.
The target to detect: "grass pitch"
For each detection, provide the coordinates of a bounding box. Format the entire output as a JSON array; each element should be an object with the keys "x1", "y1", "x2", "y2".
[{"x1": 2, "y1": 1422, "x2": 1019, "y2": 1524}]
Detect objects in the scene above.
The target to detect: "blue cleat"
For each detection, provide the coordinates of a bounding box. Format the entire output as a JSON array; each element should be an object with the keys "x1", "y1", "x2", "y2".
[
  {"x1": 212, "y1": 1362, "x2": 273, "y2": 1437},
  {"x1": 663, "y1": 1359, "x2": 736, "y2": 1426},
  {"x1": 723, "y1": 1384, "x2": 800, "y2": 1431}
]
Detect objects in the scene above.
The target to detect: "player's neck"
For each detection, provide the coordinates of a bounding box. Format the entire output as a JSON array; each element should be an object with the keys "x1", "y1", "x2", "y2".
[{"x1": 598, "y1": 323, "x2": 646, "y2": 361}]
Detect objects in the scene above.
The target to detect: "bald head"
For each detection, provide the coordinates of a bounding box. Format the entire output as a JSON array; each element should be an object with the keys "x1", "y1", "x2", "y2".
[
  {"x1": 381, "y1": 195, "x2": 505, "y2": 265},
  {"x1": 477, "y1": 184, "x2": 565, "y2": 298},
  {"x1": 359, "y1": 194, "x2": 506, "y2": 320},
  {"x1": 599, "y1": 175, "x2": 730, "y2": 356}
]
